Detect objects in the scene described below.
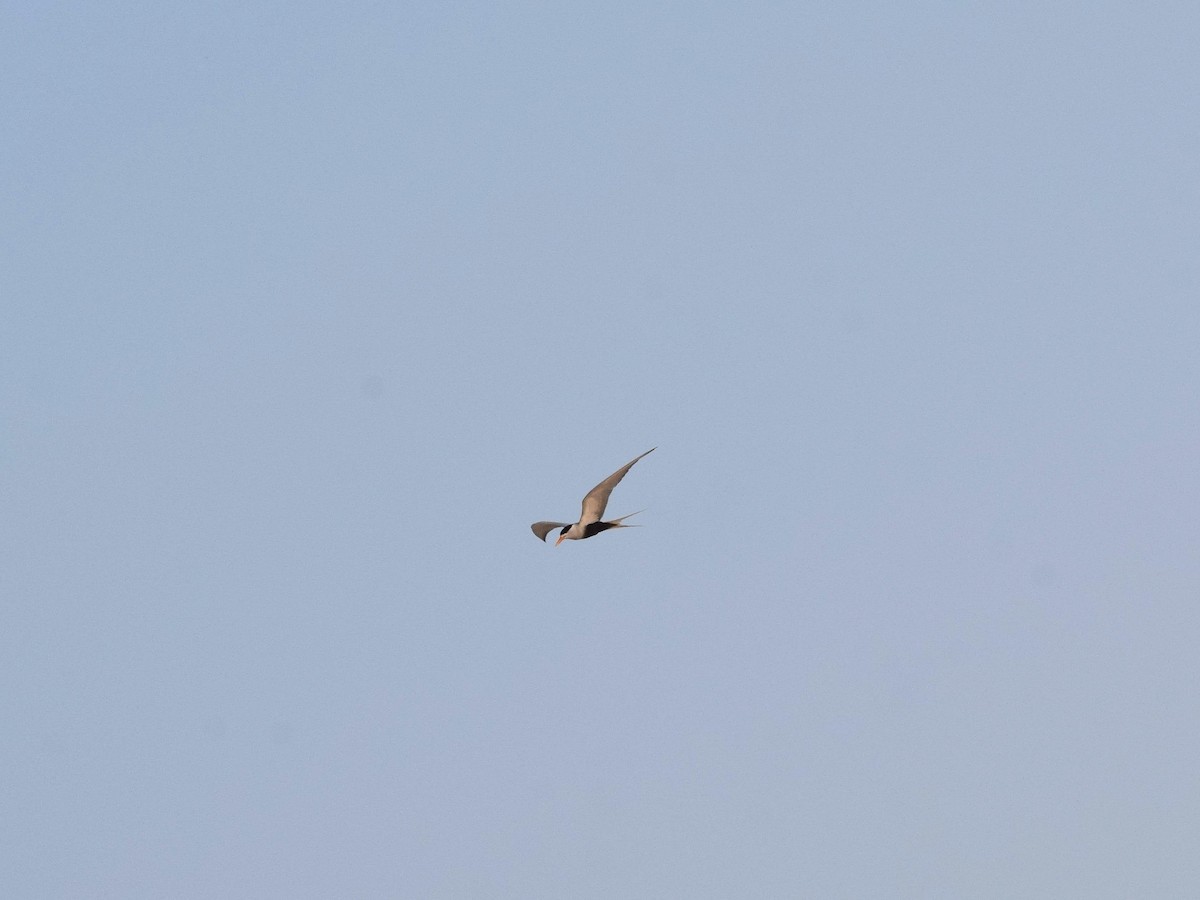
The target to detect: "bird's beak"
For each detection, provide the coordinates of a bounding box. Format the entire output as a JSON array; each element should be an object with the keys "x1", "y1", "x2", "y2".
[{"x1": 554, "y1": 533, "x2": 566, "y2": 546}]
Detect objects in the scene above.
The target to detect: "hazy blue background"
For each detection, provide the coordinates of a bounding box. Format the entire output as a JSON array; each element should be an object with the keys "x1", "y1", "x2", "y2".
[{"x1": 4, "y1": 2, "x2": 1198, "y2": 896}]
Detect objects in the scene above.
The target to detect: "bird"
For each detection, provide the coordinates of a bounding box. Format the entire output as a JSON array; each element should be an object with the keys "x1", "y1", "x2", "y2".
[{"x1": 531, "y1": 448, "x2": 655, "y2": 546}]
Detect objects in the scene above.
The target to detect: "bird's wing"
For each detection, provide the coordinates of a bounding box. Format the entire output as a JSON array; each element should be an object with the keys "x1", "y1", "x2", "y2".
[
  {"x1": 531, "y1": 521, "x2": 571, "y2": 542},
  {"x1": 578, "y1": 447, "x2": 655, "y2": 525}
]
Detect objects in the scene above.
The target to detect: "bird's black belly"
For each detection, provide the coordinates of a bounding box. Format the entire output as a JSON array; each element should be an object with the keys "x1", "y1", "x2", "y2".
[{"x1": 581, "y1": 521, "x2": 616, "y2": 539}]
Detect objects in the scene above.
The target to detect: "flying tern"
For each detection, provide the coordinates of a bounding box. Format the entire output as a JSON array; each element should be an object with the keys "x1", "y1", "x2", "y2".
[{"x1": 531, "y1": 448, "x2": 655, "y2": 546}]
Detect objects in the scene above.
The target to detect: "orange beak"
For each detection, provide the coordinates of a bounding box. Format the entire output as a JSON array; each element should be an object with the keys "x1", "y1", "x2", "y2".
[{"x1": 554, "y1": 533, "x2": 567, "y2": 546}]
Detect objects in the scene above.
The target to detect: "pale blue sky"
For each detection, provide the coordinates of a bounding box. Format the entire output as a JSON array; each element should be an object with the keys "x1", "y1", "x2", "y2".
[{"x1": 4, "y1": 2, "x2": 1199, "y2": 897}]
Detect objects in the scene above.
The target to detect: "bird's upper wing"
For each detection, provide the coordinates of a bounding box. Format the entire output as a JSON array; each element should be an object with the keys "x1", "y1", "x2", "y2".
[
  {"x1": 578, "y1": 447, "x2": 655, "y2": 525},
  {"x1": 531, "y1": 521, "x2": 571, "y2": 542}
]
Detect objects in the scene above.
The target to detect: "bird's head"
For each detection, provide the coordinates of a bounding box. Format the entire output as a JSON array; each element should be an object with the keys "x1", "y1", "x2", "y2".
[{"x1": 554, "y1": 527, "x2": 570, "y2": 546}]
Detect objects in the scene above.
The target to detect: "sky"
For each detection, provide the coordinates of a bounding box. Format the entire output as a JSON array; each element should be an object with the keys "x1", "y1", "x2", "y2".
[{"x1": 3, "y1": 1, "x2": 1199, "y2": 897}]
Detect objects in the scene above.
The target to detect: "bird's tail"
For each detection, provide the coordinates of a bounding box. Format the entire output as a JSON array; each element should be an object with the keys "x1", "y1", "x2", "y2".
[{"x1": 607, "y1": 509, "x2": 646, "y2": 527}]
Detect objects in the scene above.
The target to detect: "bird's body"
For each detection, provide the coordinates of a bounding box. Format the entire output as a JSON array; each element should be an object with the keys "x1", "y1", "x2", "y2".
[{"x1": 531, "y1": 448, "x2": 655, "y2": 545}]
